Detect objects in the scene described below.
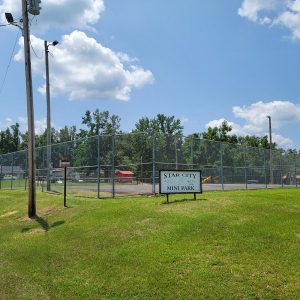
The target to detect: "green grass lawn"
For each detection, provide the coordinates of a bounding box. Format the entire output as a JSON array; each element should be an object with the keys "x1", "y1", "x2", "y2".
[{"x1": 0, "y1": 189, "x2": 299, "y2": 299}]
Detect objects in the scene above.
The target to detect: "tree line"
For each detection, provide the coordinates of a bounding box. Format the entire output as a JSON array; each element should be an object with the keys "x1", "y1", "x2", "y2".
[{"x1": 0, "y1": 108, "x2": 286, "y2": 155}]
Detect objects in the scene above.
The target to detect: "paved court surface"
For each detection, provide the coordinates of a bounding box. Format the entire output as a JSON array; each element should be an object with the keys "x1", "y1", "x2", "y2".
[{"x1": 52, "y1": 182, "x2": 293, "y2": 196}]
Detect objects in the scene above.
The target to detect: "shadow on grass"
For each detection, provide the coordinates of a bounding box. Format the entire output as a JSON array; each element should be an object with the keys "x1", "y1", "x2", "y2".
[
  {"x1": 21, "y1": 217, "x2": 65, "y2": 233},
  {"x1": 161, "y1": 197, "x2": 208, "y2": 205}
]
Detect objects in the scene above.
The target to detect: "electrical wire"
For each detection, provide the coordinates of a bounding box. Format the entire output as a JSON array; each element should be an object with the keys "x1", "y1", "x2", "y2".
[
  {"x1": 28, "y1": 15, "x2": 43, "y2": 59},
  {"x1": 29, "y1": 15, "x2": 36, "y2": 27},
  {"x1": 30, "y1": 40, "x2": 43, "y2": 59},
  {"x1": 0, "y1": 29, "x2": 21, "y2": 96}
]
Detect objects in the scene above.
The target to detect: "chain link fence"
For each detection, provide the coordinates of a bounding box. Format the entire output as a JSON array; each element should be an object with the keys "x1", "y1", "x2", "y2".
[{"x1": 0, "y1": 132, "x2": 299, "y2": 197}]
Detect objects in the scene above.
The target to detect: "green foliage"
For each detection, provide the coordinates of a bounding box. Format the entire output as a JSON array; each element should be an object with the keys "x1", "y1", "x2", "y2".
[
  {"x1": 0, "y1": 123, "x2": 21, "y2": 154},
  {"x1": 134, "y1": 113, "x2": 183, "y2": 135},
  {"x1": 82, "y1": 109, "x2": 121, "y2": 136},
  {"x1": 133, "y1": 114, "x2": 184, "y2": 171}
]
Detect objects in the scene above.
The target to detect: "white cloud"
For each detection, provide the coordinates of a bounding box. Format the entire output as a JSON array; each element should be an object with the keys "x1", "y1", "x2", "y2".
[
  {"x1": 205, "y1": 117, "x2": 293, "y2": 148},
  {"x1": 238, "y1": 0, "x2": 300, "y2": 40},
  {"x1": 0, "y1": 0, "x2": 105, "y2": 32},
  {"x1": 274, "y1": 0, "x2": 300, "y2": 39},
  {"x1": 238, "y1": 0, "x2": 281, "y2": 23},
  {"x1": 0, "y1": 116, "x2": 50, "y2": 135},
  {"x1": 205, "y1": 101, "x2": 299, "y2": 148},
  {"x1": 232, "y1": 101, "x2": 300, "y2": 129},
  {"x1": 272, "y1": 133, "x2": 293, "y2": 147},
  {"x1": 0, "y1": 117, "x2": 13, "y2": 130},
  {"x1": 35, "y1": 118, "x2": 47, "y2": 135},
  {"x1": 14, "y1": 31, "x2": 154, "y2": 101},
  {"x1": 205, "y1": 118, "x2": 246, "y2": 136},
  {"x1": 180, "y1": 115, "x2": 189, "y2": 125}
]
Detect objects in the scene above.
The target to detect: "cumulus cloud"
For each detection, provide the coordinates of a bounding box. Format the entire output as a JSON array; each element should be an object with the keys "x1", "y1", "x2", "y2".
[
  {"x1": 180, "y1": 115, "x2": 189, "y2": 125},
  {"x1": 272, "y1": 133, "x2": 293, "y2": 147},
  {"x1": 238, "y1": 0, "x2": 300, "y2": 40},
  {"x1": 233, "y1": 101, "x2": 300, "y2": 129},
  {"x1": 34, "y1": 118, "x2": 47, "y2": 135},
  {"x1": 205, "y1": 101, "x2": 299, "y2": 148},
  {"x1": 0, "y1": 117, "x2": 13, "y2": 130},
  {"x1": 205, "y1": 118, "x2": 246, "y2": 137},
  {"x1": 20, "y1": 117, "x2": 54, "y2": 135},
  {"x1": 274, "y1": 0, "x2": 300, "y2": 39},
  {"x1": 205, "y1": 117, "x2": 293, "y2": 148},
  {"x1": 0, "y1": 0, "x2": 105, "y2": 32},
  {"x1": 14, "y1": 31, "x2": 154, "y2": 101},
  {"x1": 0, "y1": 116, "x2": 49, "y2": 135},
  {"x1": 238, "y1": 0, "x2": 281, "y2": 23}
]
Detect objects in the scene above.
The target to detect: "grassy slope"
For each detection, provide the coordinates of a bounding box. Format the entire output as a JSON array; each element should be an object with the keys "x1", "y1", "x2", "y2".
[{"x1": 0, "y1": 189, "x2": 299, "y2": 299}]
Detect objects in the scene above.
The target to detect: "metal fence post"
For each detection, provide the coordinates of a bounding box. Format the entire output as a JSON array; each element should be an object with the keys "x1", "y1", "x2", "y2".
[
  {"x1": 264, "y1": 149, "x2": 268, "y2": 189},
  {"x1": 140, "y1": 156, "x2": 143, "y2": 184},
  {"x1": 97, "y1": 135, "x2": 101, "y2": 199},
  {"x1": 0, "y1": 155, "x2": 2, "y2": 190},
  {"x1": 190, "y1": 140, "x2": 194, "y2": 169},
  {"x1": 11, "y1": 153, "x2": 14, "y2": 190},
  {"x1": 112, "y1": 134, "x2": 115, "y2": 198},
  {"x1": 47, "y1": 142, "x2": 51, "y2": 191},
  {"x1": 243, "y1": 146, "x2": 248, "y2": 190},
  {"x1": 25, "y1": 151, "x2": 28, "y2": 191},
  {"x1": 295, "y1": 153, "x2": 298, "y2": 187},
  {"x1": 220, "y1": 143, "x2": 224, "y2": 190},
  {"x1": 280, "y1": 153, "x2": 283, "y2": 188},
  {"x1": 152, "y1": 132, "x2": 156, "y2": 194}
]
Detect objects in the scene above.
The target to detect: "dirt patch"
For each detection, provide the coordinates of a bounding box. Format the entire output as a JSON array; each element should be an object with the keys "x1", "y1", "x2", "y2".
[
  {"x1": 39, "y1": 205, "x2": 64, "y2": 216},
  {"x1": 296, "y1": 233, "x2": 300, "y2": 238},
  {"x1": 20, "y1": 206, "x2": 64, "y2": 222},
  {"x1": 22, "y1": 227, "x2": 46, "y2": 235},
  {"x1": 0, "y1": 210, "x2": 18, "y2": 218}
]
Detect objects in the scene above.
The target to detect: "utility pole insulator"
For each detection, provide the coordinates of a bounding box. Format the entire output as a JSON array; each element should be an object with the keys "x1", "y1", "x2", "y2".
[{"x1": 29, "y1": 0, "x2": 42, "y2": 16}]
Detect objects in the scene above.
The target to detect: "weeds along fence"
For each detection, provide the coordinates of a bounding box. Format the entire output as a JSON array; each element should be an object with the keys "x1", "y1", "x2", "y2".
[{"x1": 0, "y1": 132, "x2": 299, "y2": 198}]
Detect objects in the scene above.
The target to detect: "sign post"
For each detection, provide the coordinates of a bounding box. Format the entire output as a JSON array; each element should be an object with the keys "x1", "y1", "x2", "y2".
[
  {"x1": 60, "y1": 157, "x2": 70, "y2": 207},
  {"x1": 159, "y1": 170, "x2": 202, "y2": 203}
]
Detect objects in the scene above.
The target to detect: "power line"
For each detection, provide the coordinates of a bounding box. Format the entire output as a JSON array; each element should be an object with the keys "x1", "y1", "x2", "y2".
[
  {"x1": 0, "y1": 29, "x2": 21, "y2": 95},
  {"x1": 30, "y1": 40, "x2": 43, "y2": 59},
  {"x1": 28, "y1": 15, "x2": 44, "y2": 59},
  {"x1": 29, "y1": 15, "x2": 36, "y2": 27}
]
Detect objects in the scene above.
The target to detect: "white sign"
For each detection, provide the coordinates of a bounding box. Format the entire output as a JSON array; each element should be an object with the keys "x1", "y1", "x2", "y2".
[{"x1": 159, "y1": 170, "x2": 202, "y2": 194}]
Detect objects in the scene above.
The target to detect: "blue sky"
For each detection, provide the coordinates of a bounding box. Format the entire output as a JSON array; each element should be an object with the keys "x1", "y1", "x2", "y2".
[{"x1": 1, "y1": 0, "x2": 300, "y2": 148}]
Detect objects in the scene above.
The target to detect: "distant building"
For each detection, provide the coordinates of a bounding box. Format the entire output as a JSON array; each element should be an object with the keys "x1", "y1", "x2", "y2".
[
  {"x1": 0, "y1": 166, "x2": 25, "y2": 179},
  {"x1": 115, "y1": 170, "x2": 135, "y2": 183}
]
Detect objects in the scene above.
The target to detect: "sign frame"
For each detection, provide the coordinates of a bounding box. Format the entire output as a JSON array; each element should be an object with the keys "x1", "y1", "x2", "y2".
[
  {"x1": 159, "y1": 170, "x2": 202, "y2": 202},
  {"x1": 59, "y1": 156, "x2": 70, "y2": 169}
]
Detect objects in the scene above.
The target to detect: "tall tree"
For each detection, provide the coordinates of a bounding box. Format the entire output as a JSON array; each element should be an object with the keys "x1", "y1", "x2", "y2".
[
  {"x1": 82, "y1": 109, "x2": 121, "y2": 136},
  {"x1": 202, "y1": 120, "x2": 238, "y2": 144},
  {"x1": 0, "y1": 123, "x2": 22, "y2": 154},
  {"x1": 134, "y1": 114, "x2": 183, "y2": 136}
]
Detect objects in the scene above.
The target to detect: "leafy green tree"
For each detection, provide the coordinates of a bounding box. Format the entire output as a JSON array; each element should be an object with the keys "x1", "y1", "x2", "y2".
[
  {"x1": 0, "y1": 123, "x2": 22, "y2": 154},
  {"x1": 81, "y1": 109, "x2": 121, "y2": 136},
  {"x1": 133, "y1": 114, "x2": 184, "y2": 172},
  {"x1": 202, "y1": 121, "x2": 238, "y2": 144},
  {"x1": 58, "y1": 126, "x2": 77, "y2": 142},
  {"x1": 72, "y1": 110, "x2": 121, "y2": 169}
]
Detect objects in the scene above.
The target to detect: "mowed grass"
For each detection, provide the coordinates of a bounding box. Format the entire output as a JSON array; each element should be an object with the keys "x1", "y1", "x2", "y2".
[{"x1": 0, "y1": 189, "x2": 299, "y2": 299}]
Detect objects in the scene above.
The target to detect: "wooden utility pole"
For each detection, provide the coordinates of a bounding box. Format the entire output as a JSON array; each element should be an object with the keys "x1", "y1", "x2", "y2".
[{"x1": 22, "y1": 0, "x2": 36, "y2": 218}]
